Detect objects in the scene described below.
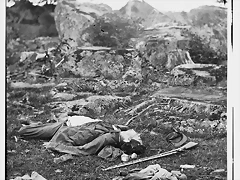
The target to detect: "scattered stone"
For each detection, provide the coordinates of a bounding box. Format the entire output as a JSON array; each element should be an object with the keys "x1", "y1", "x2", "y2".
[
  {"x1": 10, "y1": 82, "x2": 56, "y2": 89},
  {"x1": 220, "y1": 112, "x2": 227, "y2": 119},
  {"x1": 121, "y1": 153, "x2": 130, "y2": 162},
  {"x1": 19, "y1": 51, "x2": 46, "y2": 62},
  {"x1": 216, "y1": 121, "x2": 227, "y2": 132},
  {"x1": 131, "y1": 153, "x2": 138, "y2": 159},
  {"x1": 55, "y1": 169, "x2": 63, "y2": 173},
  {"x1": 186, "y1": 119, "x2": 196, "y2": 126},
  {"x1": 54, "y1": 154, "x2": 73, "y2": 164},
  {"x1": 211, "y1": 169, "x2": 225, "y2": 173},
  {"x1": 150, "y1": 131, "x2": 158, "y2": 135},
  {"x1": 53, "y1": 92, "x2": 76, "y2": 101},
  {"x1": 56, "y1": 82, "x2": 68, "y2": 87},
  {"x1": 180, "y1": 164, "x2": 196, "y2": 169},
  {"x1": 162, "y1": 122, "x2": 173, "y2": 129},
  {"x1": 25, "y1": 149, "x2": 30, "y2": 154},
  {"x1": 7, "y1": 150, "x2": 17, "y2": 154}
]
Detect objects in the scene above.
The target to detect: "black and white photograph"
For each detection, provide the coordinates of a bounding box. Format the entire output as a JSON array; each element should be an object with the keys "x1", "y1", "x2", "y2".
[{"x1": 4, "y1": 0, "x2": 238, "y2": 179}]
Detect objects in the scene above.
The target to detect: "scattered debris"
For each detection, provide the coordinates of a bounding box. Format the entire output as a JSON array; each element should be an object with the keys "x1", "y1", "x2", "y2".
[
  {"x1": 13, "y1": 136, "x2": 18, "y2": 142},
  {"x1": 10, "y1": 82, "x2": 56, "y2": 89},
  {"x1": 12, "y1": 101, "x2": 35, "y2": 110},
  {"x1": 98, "y1": 146, "x2": 123, "y2": 161},
  {"x1": 114, "y1": 164, "x2": 187, "y2": 180},
  {"x1": 180, "y1": 164, "x2": 196, "y2": 169},
  {"x1": 121, "y1": 153, "x2": 130, "y2": 162},
  {"x1": 131, "y1": 153, "x2": 138, "y2": 159},
  {"x1": 103, "y1": 142, "x2": 198, "y2": 171},
  {"x1": 171, "y1": 171, "x2": 188, "y2": 180},
  {"x1": 10, "y1": 171, "x2": 46, "y2": 180},
  {"x1": 149, "y1": 131, "x2": 158, "y2": 135},
  {"x1": 210, "y1": 169, "x2": 225, "y2": 174},
  {"x1": 25, "y1": 149, "x2": 30, "y2": 154},
  {"x1": 7, "y1": 150, "x2": 17, "y2": 154},
  {"x1": 53, "y1": 92, "x2": 76, "y2": 101},
  {"x1": 55, "y1": 169, "x2": 63, "y2": 173},
  {"x1": 54, "y1": 154, "x2": 73, "y2": 164},
  {"x1": 125, "y1": 99, "x2": 156, "y2": 126}
]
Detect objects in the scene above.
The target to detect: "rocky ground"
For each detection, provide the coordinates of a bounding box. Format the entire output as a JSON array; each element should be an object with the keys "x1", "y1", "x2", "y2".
[{"x1": 6, "y1": 36, "x2": 227, "y2": 180}]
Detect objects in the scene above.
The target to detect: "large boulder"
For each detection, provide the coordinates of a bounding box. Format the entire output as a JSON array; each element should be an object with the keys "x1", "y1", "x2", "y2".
[
  {"x1": 140, "y1": 38, "x2": 194, "y2": 71},
  {"x1": 62, "y1": 49, "x2": 125, "y2": 79},
  {"x1": 170, "y1": 63, "x2": 227, "y2": 86},
  {"x1": 59, "y1": 47, "x2": 142, "y2": 92},
  {"x1": 165, "y1": 50, "x2": 194, "y2": 70},
  {"x1": 54, "y1": 0, "x2": 112, "y2": 47},
  {"x1": 61, "y1": 47, "x2": 137, "y2": 79}
]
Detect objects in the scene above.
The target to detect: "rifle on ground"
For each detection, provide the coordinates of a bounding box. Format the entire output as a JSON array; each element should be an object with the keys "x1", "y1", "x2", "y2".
[{"x1": 102, "y1": 142, "x2": 198, "y2": 171}]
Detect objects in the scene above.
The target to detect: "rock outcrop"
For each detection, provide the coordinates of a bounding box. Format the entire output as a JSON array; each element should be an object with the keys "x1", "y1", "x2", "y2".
[
  {"x1": 166, "y1": 5, "x2": 227, "y2": 55},
  {"x1": 61, "y1": 47, "x2": 134, "y2": 79},
  {"x1": 50, "y1": 95, "x2": 131, "y2": 118},
  {"x1": 54, "y1": 0, "x2": 112, "y2": 47},
  {"x1": 119, "y1": 0, "x2": 172, "y2": 28},
  {"x1": 140, "y1": 38, "x2": 194, "y2": 71},
  {"x1": 170, "y1": 64, "x2": 227, "y2": 86}
]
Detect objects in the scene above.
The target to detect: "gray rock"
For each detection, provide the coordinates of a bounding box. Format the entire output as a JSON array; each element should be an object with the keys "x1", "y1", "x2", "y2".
[
  {"x1": 186, "y1": 119, "x2": 196, "y2": 126},
  {"x1": 10, "y1": 82, "x2": 56, "y2": 89},
  {"x1": 139, "y1": 38, "x2": 194, "y2": 71},
  {"x1": 19, "y1": 51, "x2": 45, "y2": 62},
  {"x1": 50, "y1": 95, "x2": 131, "y2": 117},
  {"x1": 56, "y1": 83, "x2": 68, "y2": 87},
  {"x1": 122, "y1": 67, "x2": 143, "y2": 83},
  {"x1": 53, "y1": 93, "x2": 77, "y2": 101},
  {"x1": 54, "y1": 0, "x2": 112, "y2": 47},
  {"x1": 63, "y1": 50, "x2": 125, "y2": 79},
  {"x1": 165, "y1": 50, "x2": 194, "y2": 70},
  {"x1": 170, "y1": 63, "x2": 227, "y2": 86}
]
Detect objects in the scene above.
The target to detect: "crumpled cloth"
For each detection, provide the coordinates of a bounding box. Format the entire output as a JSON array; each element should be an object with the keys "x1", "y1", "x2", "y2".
[
  {"x1": 98, "y1": 145, "x2": 123, "y2": 161},
  {"x1": 18, "y1": 122, "x2": 64, "y2": 140},
  {"x1": 66, "y1": 116, "x2": 102, "y2": 127},
  {"x1": 120, "y1": 129, "x2": 142, "y2": 144},
  {"x1": 123, "y1": 164, "x2": 185, "y2": 180},
  {"x1": 45, "y1": 121, "x2": 120, "y2": 155}
]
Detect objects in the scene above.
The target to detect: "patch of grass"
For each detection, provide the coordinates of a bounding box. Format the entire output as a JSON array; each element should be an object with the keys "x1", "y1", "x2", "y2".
[{"x1": 6, "y1": 84, "x2": 227, "y2": 180}]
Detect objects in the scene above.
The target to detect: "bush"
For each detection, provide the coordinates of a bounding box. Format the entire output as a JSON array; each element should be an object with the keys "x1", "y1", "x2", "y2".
[
  {"x1": 183, "y1": 30, "x2": 226, "y2": 64},
  {"x1": 83, "y1": 13, "x2": 143, "y2": 48}
]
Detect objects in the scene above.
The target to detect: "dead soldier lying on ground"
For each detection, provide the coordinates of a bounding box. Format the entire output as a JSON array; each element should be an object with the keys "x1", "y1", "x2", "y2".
[{"x1": 18, "y1": 115, "x2": 146, "y2": 161}]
